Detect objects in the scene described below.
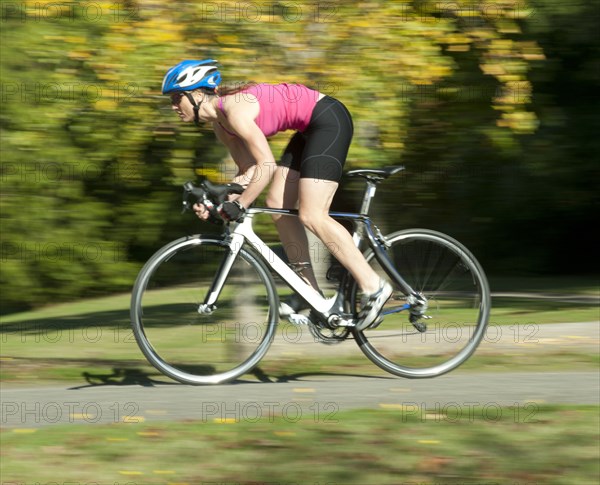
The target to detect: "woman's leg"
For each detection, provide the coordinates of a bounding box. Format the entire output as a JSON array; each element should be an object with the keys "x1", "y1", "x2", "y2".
[
  {"x1": 266, "y1": 166, "x2": 320, "y2": 290},
  {"x1": 278, "y1": 96, "x2": 391, "y2": 328},
  {"x1": 298, "y1": 178, "x2": 381, "y2": 294},
  {"x1": 292, "y1": 97, "x2": 381, "y2": 294}
]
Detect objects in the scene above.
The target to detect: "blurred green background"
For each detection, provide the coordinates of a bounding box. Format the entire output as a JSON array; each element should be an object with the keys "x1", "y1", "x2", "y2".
[{"x1": 1, "y1": 0, "x2": 598, "y2": 314}]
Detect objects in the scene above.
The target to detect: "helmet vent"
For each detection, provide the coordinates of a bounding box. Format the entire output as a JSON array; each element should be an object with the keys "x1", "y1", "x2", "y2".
[{"x1": 162, "y1": 59, "x2": 221, "y2": 94}]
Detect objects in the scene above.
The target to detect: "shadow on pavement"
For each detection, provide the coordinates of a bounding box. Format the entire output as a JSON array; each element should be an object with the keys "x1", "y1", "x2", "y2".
[
  {"x1": 244, "y1": 366, "x2": 395, "y2": 384},
  {"x1": 68, "y1": 365, "x2": 393, "y2": 389},
  {"x1": 68, "y1": 367, "x2": 178, "y2": 389}
]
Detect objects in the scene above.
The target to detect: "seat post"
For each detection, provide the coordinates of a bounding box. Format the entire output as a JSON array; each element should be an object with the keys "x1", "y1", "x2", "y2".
[{"x1": 359, "y1": 180, "x2": 378, "y2": 215}]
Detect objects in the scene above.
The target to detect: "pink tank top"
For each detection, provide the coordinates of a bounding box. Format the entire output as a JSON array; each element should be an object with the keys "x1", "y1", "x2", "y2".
[{"x1": 218, "y1": 83, "x2": 320, "y2": 137}]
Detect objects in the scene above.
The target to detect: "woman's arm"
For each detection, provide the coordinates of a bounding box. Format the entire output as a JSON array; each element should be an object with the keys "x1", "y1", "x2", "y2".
[
  {"x1": 212, "y1": 122, "x2": 257, "y2": 188},
  {"x1": 192, "y1": 123, "x2": 257, "y2": 220},
  {"x1": 216, "y1": 96, "x2": 278, "y2": 209}
]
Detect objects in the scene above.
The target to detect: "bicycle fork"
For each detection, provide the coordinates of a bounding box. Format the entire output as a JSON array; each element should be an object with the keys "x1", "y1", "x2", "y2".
[{"x1": 197, "y1": 233, "x2": 245, "y2": 315}]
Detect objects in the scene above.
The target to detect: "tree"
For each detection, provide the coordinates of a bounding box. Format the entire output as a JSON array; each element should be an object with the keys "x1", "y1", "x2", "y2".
[{"x1": 3, "y1": 1, "x2": 577, "y2": 312}]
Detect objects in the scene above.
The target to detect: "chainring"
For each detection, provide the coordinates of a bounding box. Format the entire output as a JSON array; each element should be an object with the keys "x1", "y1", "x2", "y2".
[{"x1": 308, "y1": 323, "x2": 351, "y2": 345}]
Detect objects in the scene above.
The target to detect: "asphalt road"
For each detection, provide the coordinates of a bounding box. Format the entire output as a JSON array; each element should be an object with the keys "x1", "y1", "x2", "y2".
[{"x1": 1, "y1": 371, "x2": 598, "y2": 428}]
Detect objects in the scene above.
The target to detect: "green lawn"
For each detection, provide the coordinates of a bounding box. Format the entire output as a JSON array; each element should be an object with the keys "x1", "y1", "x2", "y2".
[
  {"x1": 489, "y1": 275, "x2": 599, "y2": 296},
  {"x1": 2, "y1": 406, "x2": 598, "y2": 484}
]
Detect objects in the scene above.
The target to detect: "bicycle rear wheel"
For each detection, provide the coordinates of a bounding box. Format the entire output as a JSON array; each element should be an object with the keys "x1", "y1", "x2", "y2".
[
  {"x1": 351, "y1": 229, "x2": 490, "y2": 378},
  {"x1": 130, "y1": 235, "x2": 278, "y2": 385}
]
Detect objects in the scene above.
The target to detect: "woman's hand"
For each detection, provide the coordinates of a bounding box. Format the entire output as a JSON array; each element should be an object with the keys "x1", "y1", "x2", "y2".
[
  {"x1": 219, "y1": 200, "x2": 246, "y2": 222},
  {"x1": 193, "y1": 202, "x2": 210, "y2": 220}
]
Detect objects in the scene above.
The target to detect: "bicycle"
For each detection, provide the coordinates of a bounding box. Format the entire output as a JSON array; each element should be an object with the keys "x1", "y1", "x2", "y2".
[{"x1": 130, "y1": 166, "x2": 491, "y2": 385}]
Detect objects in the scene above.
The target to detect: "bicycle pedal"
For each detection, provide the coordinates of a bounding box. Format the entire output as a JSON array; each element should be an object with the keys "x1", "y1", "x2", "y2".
[
  {"x1": 350, "y1": 315, "x2": 383, "y2": 331},
  {"x1": 286, "y1": 313, "x2": 312, "y2": 326},
  {"x1": 411, "y1": 320, "x2": 428, "y2": 333},
  {"x1": 327, "y1": 314, "x2": 356, "y2": 328},
  {"x1": 368, "y1": 315, "x2": 384, "y2": 330}
]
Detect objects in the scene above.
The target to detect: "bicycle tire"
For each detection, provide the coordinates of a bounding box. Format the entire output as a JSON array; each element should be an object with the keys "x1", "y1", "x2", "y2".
[
  {"x1": 350, "y1": 229, "x2": 490, "y2": 378},
  {"x1": 130, "y1": 235, "x2": 279, "y2": 385}
]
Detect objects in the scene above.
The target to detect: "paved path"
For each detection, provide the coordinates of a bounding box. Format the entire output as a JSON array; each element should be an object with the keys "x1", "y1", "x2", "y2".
[{"x1": 2, "y1": 371, "x2": 598, "y2": 428}]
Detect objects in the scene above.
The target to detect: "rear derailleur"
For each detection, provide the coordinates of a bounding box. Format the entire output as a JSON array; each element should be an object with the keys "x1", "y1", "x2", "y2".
[{"x1": 407, "y1": 293, "x2": 431, "y2": 333}]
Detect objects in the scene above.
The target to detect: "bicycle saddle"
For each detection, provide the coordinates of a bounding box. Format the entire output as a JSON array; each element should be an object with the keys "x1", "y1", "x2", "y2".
[{"x1": 346, "y1": 165, "x2": 405, "y2": 181}]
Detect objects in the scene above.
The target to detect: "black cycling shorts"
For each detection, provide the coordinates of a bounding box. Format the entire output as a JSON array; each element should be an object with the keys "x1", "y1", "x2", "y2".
[{"x1": 279, "y1": 96, "x2": 354, "y2": 182}]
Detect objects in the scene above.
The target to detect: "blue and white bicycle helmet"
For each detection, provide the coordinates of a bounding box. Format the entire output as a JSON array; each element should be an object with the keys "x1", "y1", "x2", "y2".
[{"x1": 162, "y1": 59, "x2": 221, "y2": 94}]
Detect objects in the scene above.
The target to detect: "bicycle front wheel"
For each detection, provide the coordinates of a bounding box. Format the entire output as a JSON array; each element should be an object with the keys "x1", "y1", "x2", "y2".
[
  {"x1": 130, "y1": 235, "x2": 278, "y2": 385},
  {"x1": 352, "y1": 229, "x2": 490, "y2": 378}
]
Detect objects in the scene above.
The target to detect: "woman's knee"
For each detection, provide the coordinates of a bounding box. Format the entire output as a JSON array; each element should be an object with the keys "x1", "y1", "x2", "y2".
[
  {"x1": 264, "y1": 194, "x2": 280, "y2": 223},
  {"x1": 298, "y1": 209, "x2": 326, "y2": 233}
]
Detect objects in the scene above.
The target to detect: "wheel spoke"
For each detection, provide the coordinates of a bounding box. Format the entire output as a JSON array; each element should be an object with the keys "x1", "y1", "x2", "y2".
[
  {"x1": 352, "y1": 230, "x2": 490, "y2": 378},
  {"x1": 131, "y1": 238, "x2": 278, "y2": 385}
]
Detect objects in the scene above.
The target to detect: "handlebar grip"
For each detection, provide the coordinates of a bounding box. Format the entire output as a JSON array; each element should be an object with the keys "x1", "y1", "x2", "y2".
[
  {"x1": 202, "y1": 179, "x2": 245, "y2": 204},
  {"x1": 182, "y1": 182, "x2": 208, "y2": 213},
  {"x1": 182, "y1": 180, "x2": 245, "y2": 223}
]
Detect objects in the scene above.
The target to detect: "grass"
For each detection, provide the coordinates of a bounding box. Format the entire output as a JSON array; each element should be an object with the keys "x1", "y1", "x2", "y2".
[
  {"x1": 1, "y1": 406, "x2": 598, "y2": 484},
  {"x1": 489, "y1": 297, "x2": 598, "y2": 324},
  {"x1": 489, "y1": 275, "x2": 599, "y2": 296}
]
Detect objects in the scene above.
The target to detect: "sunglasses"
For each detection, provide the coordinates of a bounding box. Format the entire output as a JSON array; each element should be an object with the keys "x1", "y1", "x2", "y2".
[{"x1": 170, "y1": 92, "x2": 185, "y2": 105}]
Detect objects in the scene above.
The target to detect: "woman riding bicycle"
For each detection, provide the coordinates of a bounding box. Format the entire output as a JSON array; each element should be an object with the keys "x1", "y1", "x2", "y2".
[{"x1": 162, "y1": 59, "x2": 392, "y2": 330}]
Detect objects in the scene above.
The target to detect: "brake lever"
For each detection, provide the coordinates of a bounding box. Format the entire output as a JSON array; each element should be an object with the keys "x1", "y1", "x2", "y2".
[
  {"x1": 182, "y1": 180, "x2": 245, "y2": 222},
  {"x1": 182, "y1": 181, "x2": 208, "y2": 214}
]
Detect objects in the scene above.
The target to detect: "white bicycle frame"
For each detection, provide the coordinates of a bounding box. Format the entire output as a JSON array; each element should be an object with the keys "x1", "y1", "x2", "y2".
[
  {"x1": 202, "y1": 208, "x2": 337, "y2": 315},
  {"x1": 198, "y1": 172, "x2": 416, "y2": 322}
]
